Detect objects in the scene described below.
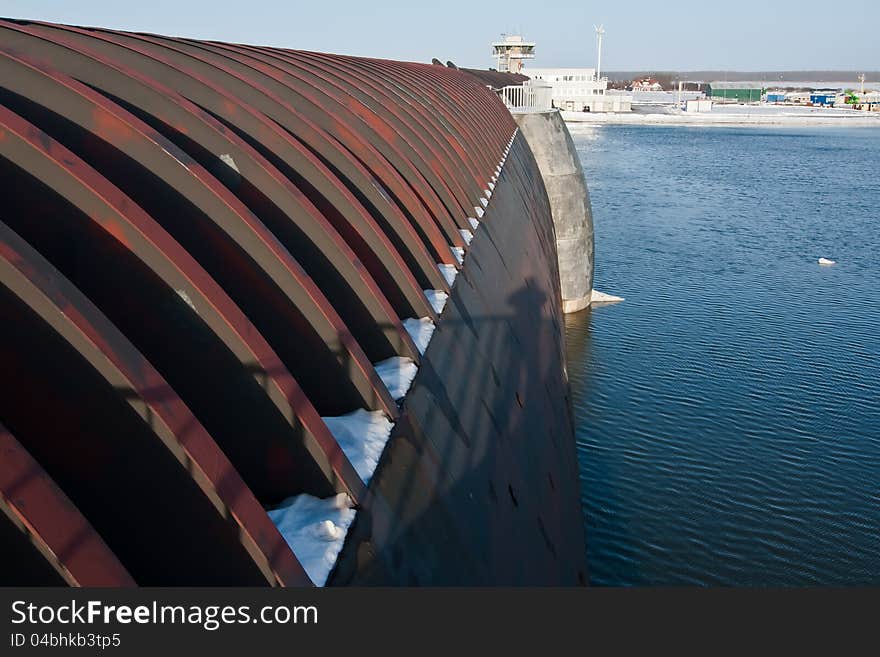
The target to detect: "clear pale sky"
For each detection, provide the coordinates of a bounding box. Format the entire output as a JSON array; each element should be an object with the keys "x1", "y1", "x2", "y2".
[{"x1": 2, "y1": 0, "x2": 877, "y2": 70}]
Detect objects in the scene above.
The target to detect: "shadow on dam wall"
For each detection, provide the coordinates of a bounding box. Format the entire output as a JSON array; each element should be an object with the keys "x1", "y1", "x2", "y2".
[{"x1": 331, "y1": 135, "x2": 588, "y2": 585}]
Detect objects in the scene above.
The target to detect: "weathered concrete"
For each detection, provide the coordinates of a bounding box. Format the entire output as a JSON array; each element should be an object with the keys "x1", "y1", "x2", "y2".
[{"x1": 513, "y1": 110, "x2": 594, "y2": 313}]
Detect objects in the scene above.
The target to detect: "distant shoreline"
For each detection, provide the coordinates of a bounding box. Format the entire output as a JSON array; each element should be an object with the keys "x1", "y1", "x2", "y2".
[{"x1": 562, "y1": 108, "x2": 880, "y2": 128}]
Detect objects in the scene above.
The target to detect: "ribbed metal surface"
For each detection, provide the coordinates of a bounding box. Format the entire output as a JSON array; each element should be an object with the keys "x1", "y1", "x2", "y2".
[{"x1": 0, "y1": 19, "x2": 585, "y2": 586}]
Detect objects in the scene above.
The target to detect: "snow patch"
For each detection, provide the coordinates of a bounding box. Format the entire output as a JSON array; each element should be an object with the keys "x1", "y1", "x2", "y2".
[
  {"x1": 323, "y1": 409, "x2": 394, "y2": 484},
  {"x1": 403, "y1": 317, "x2": 436, "y2": 355},
  {"x1": 219, "y1": 153, "x2": 240, "y2": 173},
  {"x1": 451, "y1": 246, "x2": 464, "y2": 264},
  {"x1": 176, "y1": 289, "x2": 196, "y2": 312},
  {"x1": 474, "y1": 206, "x2": 485, "y2": 219},
  {"x1": 267, "y1": 492, "x2": 355, "y2": 586},
  {"x1": 488, "y1": 181, "x2": 495, "y2": 190},
  {"x1": 468, "y1": 217, "x2": 480, "y2": 231},
  {"x1": 424, "y1": 288, "x2": 449, "y2": 314},
  {"x1": 459, "y1": 229, "x2": 473, "y2": 245},
  {"x1": 438, "y1": 263, "x2": 458, "y2": 286},
  {"x1": 479, "y1": 197, "x2": 488, "y2": 208},
  {"x1": 374, "y1": 356, "x2": 418, "y2": 401}
]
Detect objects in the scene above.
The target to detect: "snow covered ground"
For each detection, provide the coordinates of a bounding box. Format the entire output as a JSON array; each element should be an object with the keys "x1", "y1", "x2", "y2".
[
  {"x1": 403, "y1": 317, "x2": 436, "y2": 354},
  {"x1": 563, "y1": 104, "x2": 880, "y2": 127},
  {"x1": 374, "y1": 356, "x2": 418, "y2": 400},
  {"x1": 267, "y1": 493, "x2": 356, "y2": 585},
  {"x1": 323, "y1": 410, "x2": 395, "y2": 484}
]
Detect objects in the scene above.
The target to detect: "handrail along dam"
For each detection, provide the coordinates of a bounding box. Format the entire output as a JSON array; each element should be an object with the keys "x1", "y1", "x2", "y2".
[{"x1": 0, "y1": 19, "x2": 591, "y2": 586}]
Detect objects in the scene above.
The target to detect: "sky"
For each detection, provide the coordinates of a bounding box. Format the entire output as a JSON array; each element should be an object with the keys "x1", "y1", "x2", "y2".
[{"x1": 1, "y1": 0, "x2": 877, "y2": 71}]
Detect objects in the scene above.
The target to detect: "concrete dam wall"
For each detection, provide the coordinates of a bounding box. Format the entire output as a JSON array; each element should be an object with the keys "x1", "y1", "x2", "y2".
[
  {"x1": 513, "y1": 110, "x2": 595, "y2": 313},
  {"x1": 0, "y1": 19, "x2": 588, "y2": 585}
]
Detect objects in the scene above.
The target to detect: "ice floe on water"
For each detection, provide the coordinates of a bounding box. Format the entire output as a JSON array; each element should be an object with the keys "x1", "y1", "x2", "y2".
[
  {"x1": 590, "y1": 289, "x2": 625, "y2": 304},
  {"x1": 373, "y1": 356, "x2": 418, "y2": 401},
  {"x1": 403, "y1": 317, "x2": 436, "y2": 354},
  {"x1": 818, "y1": 257, "x2": 836, "y2": 265},
  {"x1": 267, "y1": 492, "x2": 356, "y2": 586},
  {"x1": 323, "y1": 409, "x2": 394, "y2": 484},
  {"x1": 424, "y1": 289, "x2": 449, "y2": 314}
]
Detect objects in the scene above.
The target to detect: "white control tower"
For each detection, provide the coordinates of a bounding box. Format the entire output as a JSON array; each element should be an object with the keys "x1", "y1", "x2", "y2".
[{"x1": 491, "y1": 34, "x2": 536, "y2": 73}]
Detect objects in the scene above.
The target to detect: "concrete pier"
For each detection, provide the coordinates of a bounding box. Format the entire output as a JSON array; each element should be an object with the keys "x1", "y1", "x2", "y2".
[{"x1": 513, "y1": 110, "x2": 595, "y2": 313}]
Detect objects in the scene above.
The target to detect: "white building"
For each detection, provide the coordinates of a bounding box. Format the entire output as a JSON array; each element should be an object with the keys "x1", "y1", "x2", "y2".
[
  {"x1": 491, "y1": 35, "x2": 536, "y2": 74},
  {"x1": 632, "y1": 77, "x2": 663, "y2": 92},
  {"x1": 522, "y1": 67, "x2": 632, "y2": 112},
  {"x1": 685, "y1": 99, "x2": 713, "y2": 113}
]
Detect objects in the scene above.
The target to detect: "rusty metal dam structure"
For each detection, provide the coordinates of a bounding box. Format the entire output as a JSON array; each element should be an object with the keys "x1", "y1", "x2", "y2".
[{"x1": 0, "y1": 19, "x2": 593, "y2": 586}]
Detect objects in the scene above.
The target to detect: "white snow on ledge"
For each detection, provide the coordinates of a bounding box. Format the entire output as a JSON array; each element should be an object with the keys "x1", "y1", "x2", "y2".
[
  {"x1": 438, "y1": 263, "x2": 458, "y2": 286},
  {"x1": 374, "y1": 356, "x2": 418, "y2": 401},
  {"x1": 219, "y1": 153, "x2": 240, "y2": 173},
  {"x1": 474, "y1": 206, "x2": 485, "y2": 219},
  {"x1": 451, "y1": 246, "x2": 464, "y2": 264},
  {"x1": 403, "y1": 317, "x2": 436, "y2": 354},
  {"x1": 267, "y1": 492, "x2": 355, "y2": 586},
  {"x1": 468, "y1": 217, "x2": 480, "y2": 231},
  {"x1": 323, "y1": 409, "x2": 394, "y2": 484},
  {"x1": 424, "y1": 288, "x2": 449, "y2": 314},
  {"x1": 459, "y1": 229, "x2": 473, "y2": 245}
]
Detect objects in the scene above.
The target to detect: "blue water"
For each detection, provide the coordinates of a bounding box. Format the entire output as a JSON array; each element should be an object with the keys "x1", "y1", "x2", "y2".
[{"x1": 565, "y1": 125, "x2": 880, "y2": 586}]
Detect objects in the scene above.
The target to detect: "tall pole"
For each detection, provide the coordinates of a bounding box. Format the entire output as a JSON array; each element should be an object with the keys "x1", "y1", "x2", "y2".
[{"x1": 595, "y1": 25, "x2": 604, "y2": 80}]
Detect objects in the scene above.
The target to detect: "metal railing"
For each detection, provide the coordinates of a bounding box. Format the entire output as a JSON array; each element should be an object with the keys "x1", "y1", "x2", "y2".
[{"x1": 497, "y1": 81, "x2": 553, "y2": 112}]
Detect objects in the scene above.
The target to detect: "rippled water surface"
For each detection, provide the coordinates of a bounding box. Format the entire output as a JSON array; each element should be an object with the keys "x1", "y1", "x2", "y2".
[{"x1": 565, "y1": 125, "x2": 880, "y2": 585}]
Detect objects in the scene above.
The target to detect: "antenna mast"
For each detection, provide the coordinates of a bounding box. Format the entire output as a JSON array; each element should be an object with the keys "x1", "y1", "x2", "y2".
[{"x1": 594, "y1": 25, "x2": 605, "y2": 80}]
